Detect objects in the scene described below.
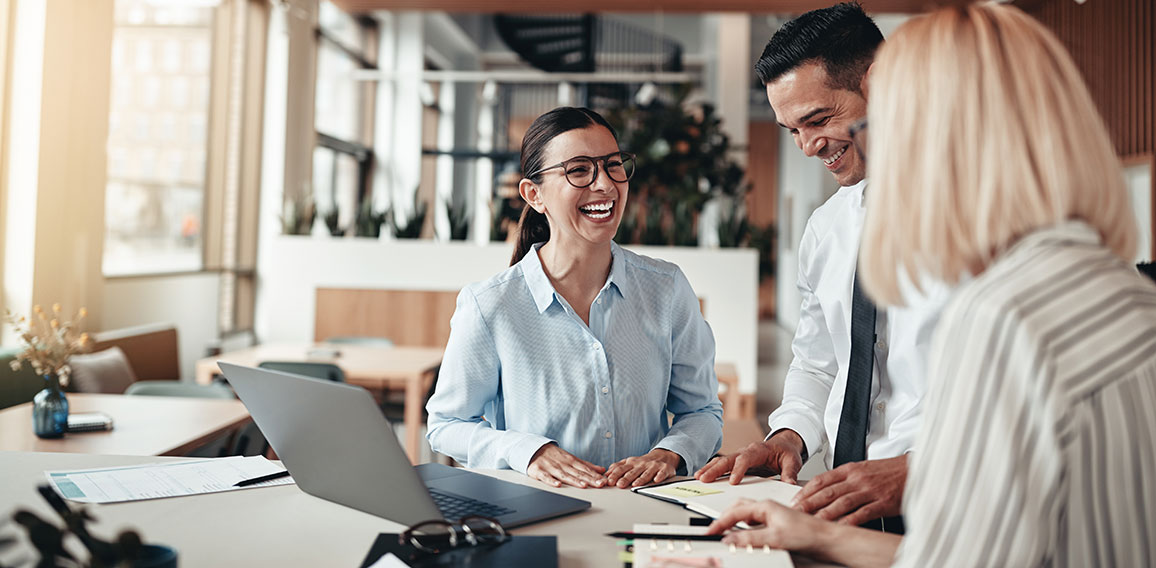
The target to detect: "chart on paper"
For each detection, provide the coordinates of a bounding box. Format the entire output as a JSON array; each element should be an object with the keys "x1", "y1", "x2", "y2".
[{"x1": 44, "y1": 455, "x2": 295, "y2": 503}]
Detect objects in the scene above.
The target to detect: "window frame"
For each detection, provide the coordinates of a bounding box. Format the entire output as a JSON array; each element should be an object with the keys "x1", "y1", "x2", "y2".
[{"x1": 312, "y1": 5, "x2": 379, "y2": 229}]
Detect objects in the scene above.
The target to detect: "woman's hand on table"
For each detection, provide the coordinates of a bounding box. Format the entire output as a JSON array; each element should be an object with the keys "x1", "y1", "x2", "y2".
[
  {"x1": 527, "y1": 443, "x2": 607, "y2": 488},
  {"x1": 606, "y1": 448, "x2": 682, "y2": 488}
]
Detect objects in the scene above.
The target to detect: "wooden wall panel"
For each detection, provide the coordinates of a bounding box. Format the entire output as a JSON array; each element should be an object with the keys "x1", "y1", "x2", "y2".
[
  {"x1": 1023, "y1": 0, "x2": 1156, "y2": 160},
  {"x1": 314, "y1": 288, "x2": 459, "y2": 348},
  {"x1": 748, "y1": 121, "x2": 779, "y2": 319},
  {"x1": 747, "y1": 121, "x2": 779, "y2": 227},
  {"x1": 1022, "y1": 0, "x2": 1156, "y2": 253}
]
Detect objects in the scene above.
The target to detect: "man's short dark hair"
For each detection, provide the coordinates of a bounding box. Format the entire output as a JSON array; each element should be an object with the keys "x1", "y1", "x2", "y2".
[{"x1": 755, "y1": 2, "x2": 883, "y2": 93}]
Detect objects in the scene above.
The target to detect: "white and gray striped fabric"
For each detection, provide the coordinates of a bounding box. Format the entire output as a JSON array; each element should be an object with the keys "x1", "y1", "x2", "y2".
[{"x1": 894, "y1": 221, "x2": 1156, "y2": 567}]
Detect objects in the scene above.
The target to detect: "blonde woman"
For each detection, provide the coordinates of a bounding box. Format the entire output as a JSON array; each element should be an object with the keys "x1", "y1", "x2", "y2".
[{"x1": 707, "y1": 4, "x2": 1156, "y2": 566}]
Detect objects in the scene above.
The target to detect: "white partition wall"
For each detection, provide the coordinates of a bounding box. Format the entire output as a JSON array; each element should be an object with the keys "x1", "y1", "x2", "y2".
[{"x1": 255, "y1": 237, "x2": 760, "y2": 393}]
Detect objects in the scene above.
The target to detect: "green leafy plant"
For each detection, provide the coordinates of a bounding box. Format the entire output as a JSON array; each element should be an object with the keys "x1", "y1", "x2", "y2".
[
  {"x1": 716, "y1": 195, "x2": 776, "y2": 282},
  {"x1": 717, "y1": 198, "x2": 750, "y2": 248},
  {"x1": 604, "y1": 84, "x2": 748, "y2": 247},
  {"x1": 748, "y1": 223, "x2": 777, "y2": 282},
  {"x1": 640, "y1": 199, "x2": 668, "y2": 245},
  {"x1": 671, "y1": 201, "x2": 697, "y2": 247},
  {"x1": 392, "y1": 193, "x2": 428, "y2": 239},
  {"x1": 445, "y1": 199, "x2": 470, "y2": 241},
  {"x1": 279, "y1": 195, "x2": 315, "y2": 236},
  {"x1": 613, "y1": 202, "x2": 639, "y2": 245},
  {"x1": 354, "y1": 199, "x2": 388, "y2": 238},
  {"x1": 323, "y1": 206, "x2": 343, "y2": 237}
]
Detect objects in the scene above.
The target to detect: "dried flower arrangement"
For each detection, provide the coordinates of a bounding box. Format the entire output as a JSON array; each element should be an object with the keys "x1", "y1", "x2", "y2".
[{"x1": 4, "y1": 304, "x2": 91, "y2": 386}]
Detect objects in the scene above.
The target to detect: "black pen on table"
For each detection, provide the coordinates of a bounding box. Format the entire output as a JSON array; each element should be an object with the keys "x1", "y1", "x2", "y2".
[
  {"x1": 605, "y1": 532, "x2": 725, "y2": 541},
  {"x1": 233, "y1": 470, "x2": 291, "y2": 487}
]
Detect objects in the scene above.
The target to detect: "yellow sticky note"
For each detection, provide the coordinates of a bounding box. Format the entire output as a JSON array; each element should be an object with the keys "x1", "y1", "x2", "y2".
[{"x1": 652, "y1": 482, "x2": 723, "y2": 499}]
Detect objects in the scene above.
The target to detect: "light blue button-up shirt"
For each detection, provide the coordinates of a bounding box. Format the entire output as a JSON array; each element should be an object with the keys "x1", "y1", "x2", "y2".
[{"x1": 426, "y1": 242, "x2": 723, "y2": 475}]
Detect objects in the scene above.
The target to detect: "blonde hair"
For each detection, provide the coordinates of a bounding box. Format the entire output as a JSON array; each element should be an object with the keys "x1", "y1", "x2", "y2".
[{"x1": 860, "y1": 3, "x2": 1137, "y2": 306}]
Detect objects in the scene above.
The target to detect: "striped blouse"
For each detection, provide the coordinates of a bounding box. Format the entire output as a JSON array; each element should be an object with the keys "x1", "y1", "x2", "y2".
[{"x1": 894, "y1": 222, "x2": 1156, "y2": 567}]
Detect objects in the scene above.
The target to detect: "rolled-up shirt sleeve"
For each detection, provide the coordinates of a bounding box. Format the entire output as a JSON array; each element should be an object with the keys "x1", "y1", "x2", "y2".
[
  {"x1": 426, "y1": 288, "x2": 553, "y2": 473},
  {"x1": 767, "y1": 224, "x2": 838, "y2": 459},
  {"x1": 654, "y1": 268, "x2": 724, "y2": 474}
]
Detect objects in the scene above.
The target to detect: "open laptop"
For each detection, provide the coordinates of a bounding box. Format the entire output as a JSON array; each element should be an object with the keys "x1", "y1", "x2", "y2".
[{"x1": 217, "y1": 362, "x2": 591, "y2": 528}]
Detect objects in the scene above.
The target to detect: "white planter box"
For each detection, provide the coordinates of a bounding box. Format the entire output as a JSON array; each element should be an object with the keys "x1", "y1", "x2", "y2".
[{"x1": 256, "y1": 236, "x2": 758, "y2": 393}]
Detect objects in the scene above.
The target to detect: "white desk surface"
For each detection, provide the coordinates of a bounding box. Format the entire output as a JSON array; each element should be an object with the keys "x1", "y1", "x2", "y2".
[{"x1": 0, "y1": 451, "x2": 835, "y2": 567}]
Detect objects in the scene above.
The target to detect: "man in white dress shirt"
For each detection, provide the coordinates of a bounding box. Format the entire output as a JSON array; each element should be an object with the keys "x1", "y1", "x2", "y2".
[{"x1": 696, "y1": 3, "x2": 945, "y2": 533}]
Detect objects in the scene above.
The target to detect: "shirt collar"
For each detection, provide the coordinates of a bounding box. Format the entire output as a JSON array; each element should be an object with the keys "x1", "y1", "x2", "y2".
[
  {"x1": 845, "y1": 178, "x2": 868, "y2": 208},
  {"x1": 520, "y1": 242, "x2": 557, "y2": 313},
  {"x1": 1008, "y1": 220, "x2": 1101, "y2": 255},
  {"x1": 520, "y1": 242, "x2": 626, "y2": 314},
  {"x1": 607, "y1": 241, "x2": 627, "y2": 300}
]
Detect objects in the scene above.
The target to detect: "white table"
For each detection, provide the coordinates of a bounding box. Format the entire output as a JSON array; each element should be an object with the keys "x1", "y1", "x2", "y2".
[
  {"x1": 0, "y1": 452, "x2": 834, "y2": 567},
  {"x1": 0, "y1": 395, "x2": 250, "y2": 456}
]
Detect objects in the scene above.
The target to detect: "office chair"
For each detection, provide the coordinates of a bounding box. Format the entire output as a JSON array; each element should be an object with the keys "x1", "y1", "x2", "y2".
[
  {"x1": 246, "y1": 361, "x2": 345, "y2": 457},
  {"x1": 125, "y1": 380, "x2": 242, "y2": 456},
  {"x1": 256, "y1": 361, "x2": 345, "y2": 382},
  {"x1": 323, "y1": 336, "x2": 395, "y2": 348},
  {"x1": 124, "y1": 381, "x2": 235, "y2": 399}
]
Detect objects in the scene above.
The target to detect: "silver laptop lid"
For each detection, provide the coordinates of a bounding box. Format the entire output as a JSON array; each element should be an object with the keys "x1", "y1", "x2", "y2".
[{"x1": 217, "y1": 361, "x2": 442, "y2": 526}]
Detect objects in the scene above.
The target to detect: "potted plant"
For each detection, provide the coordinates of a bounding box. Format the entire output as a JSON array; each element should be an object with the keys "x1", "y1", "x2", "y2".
[
  {"x1": 4, "y1": 304, "x2": 91, "y2": 438},
  {"x1": 391, "y1": 194, "x2": 428, "y2": 239}
]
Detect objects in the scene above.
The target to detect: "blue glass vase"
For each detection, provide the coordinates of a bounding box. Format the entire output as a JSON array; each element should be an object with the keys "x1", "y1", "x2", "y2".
[{"x1": 32, "y1": 374, "x2": 69, "y2": 438}]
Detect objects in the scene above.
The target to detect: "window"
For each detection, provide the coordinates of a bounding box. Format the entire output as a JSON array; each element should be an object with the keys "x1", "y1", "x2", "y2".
[
  {"x1": 313, "y1": 0, "x2": 376, "y2": 235},
  {"x1": 103, "y1": 0, "x2": 214, "y2": 276}
]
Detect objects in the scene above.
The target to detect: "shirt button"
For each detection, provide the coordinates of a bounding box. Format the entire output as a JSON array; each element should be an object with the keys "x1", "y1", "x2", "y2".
[
  {"x1": 597, "y1": 298, "x2": 603, "y2": 305},
  {"x1": 601, "y1": 386, "x2": 609, "y2": 394},
  {"x1": 592, "y1": 343, "x2": 601, "y2": 350},
  {"x1": 875, "y1": 340, "x2": 887, "y2": 350},
  {"x1": 604, "y1": 431, "x2": 613, "y2": 439},
  {"x1": 876, "y1": 402, "x2": 886, "y2": 412}
]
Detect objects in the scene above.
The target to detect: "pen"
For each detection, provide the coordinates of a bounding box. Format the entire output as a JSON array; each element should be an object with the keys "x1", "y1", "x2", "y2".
[
  {"x1": 233, "y1": 470, "x2": 291, "y2": 487},
  {"x1": 604, "y1": 532, "x2": 725, "y2": 541}
]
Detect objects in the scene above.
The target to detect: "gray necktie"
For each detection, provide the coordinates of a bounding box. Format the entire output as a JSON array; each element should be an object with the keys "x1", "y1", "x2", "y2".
[{"x1": 833, "y1": 273, "x2": 875, "y2": 467}]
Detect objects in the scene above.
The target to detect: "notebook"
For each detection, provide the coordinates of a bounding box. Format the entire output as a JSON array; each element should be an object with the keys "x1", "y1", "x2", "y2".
[
  {"x1": 633, "y1": 476, "x2": 801, "y2": 520},
  {"x1": 359, "y1": 533, "x2": 557, "y2": 568},
  {"x1": 627, "y1": 524, "x2": 793, "y2": 568},
  {"x1": 66, "y1": 412, "x2": 113, "y2": 433}
]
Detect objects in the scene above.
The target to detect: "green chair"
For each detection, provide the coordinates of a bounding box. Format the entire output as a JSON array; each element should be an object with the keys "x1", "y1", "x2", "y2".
[
  {"x1": 0, "y1": 347, "x2": 47, "y2": 410},
  {"x1": 124, "y1": 381, "x2": 235, "y2": 399},
  {"x1": 324, "y1": 336, "x2": 394, "y2": 348},
  {"x1": 256, "y1": 361, "x2": 345, "y2": 382},
  {"x1": 125, "y1": 380, "x2": 241, "y2": 456}
]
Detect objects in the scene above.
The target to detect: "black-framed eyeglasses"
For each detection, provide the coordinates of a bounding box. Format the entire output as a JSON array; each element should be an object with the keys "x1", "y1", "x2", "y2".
[
  {"x1": 526, "y1": 151, "x2": 636, "y2": 188},
  {"x1": 848, "y1": 119, "x2": 868, "y2": 161},
  {"x1": 399, "y1": 515, "x2": 510, "y2": 555}
]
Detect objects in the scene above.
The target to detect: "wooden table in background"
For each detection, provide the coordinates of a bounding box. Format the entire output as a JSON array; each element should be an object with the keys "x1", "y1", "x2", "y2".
[
  {"x1": 195, "y1": 343, "x2": 444, "y2": 464},
  {"x1": 0, "y1": 394, "x2": 250, "y2": 456}
]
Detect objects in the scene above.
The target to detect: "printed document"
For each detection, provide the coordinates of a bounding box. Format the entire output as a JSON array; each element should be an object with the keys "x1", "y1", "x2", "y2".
[
  {"x1": 634, "y1": 476, "x2": 802, "y2": 519},
  {"x1": 45, "y1": 455, "x2": 295, "y2": 504}
]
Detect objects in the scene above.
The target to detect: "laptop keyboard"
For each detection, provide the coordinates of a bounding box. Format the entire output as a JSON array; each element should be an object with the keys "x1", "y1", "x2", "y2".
[{"x1": 429, "y1": 489, "x2": 516, "y2": 519}]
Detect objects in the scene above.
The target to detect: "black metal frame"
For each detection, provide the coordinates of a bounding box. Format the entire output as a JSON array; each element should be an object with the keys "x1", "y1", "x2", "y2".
[{"x1": 313, "y1": 12, "x2": 379, "y2": 209}]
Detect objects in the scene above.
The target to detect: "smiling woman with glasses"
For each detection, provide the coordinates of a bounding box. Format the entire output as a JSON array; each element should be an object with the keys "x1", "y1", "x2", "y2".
[
  {"x1": 426, "y1": 107, "x2": 723, "y2": 491},
  {"x1": 525, "y1": 151, "x2": 637, "y2": 188}
]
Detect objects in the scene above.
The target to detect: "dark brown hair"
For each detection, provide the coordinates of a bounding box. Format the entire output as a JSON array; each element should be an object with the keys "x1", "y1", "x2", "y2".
[
  {"x1": 509, "y1": 107, "x2": 618, "y2": 266},
  {"x1": 755, "y1": 2, "x2": 882, "y2": 94}
]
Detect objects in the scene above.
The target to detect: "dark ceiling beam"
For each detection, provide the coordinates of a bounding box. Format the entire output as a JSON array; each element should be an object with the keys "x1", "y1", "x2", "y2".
[{"x1": 331, "y1": 0, "x2": 969, "y2": 15}]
